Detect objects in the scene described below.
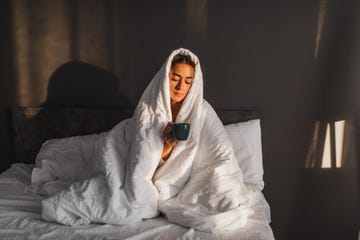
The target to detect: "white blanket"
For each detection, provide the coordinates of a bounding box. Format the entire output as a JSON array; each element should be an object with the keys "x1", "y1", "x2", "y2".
[{"x1": 32, "y1": 48, "x2": 258, "y2": 232}]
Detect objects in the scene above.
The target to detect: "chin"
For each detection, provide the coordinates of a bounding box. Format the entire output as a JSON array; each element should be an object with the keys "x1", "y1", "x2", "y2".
[{"x1": 171, "y1": 97, "x2": 184, "y2": 103}]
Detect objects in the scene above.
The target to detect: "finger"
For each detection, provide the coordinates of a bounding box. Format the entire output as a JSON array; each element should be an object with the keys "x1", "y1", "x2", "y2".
[
  {"x1": 162, "y1": 123, "x2": 172, "y2": 135},
  {"x1": 164, "y1": 131, "x2": 173, "y2": 143},
  {"x1": 164, "y1": 126, "x2": 172, "y2": 135},
  {"x1": 165, "y1": 137, "x2": 176, "y2": 146},
  {"x1": 163, "y1": 129, "x2": 172, "y2": 141},
  {"x1": 164, "y1": 132, "x2": 177, "y2": 146},
  {"x1": 167, "y1": 138, "x2": 177, "y2": 147}
]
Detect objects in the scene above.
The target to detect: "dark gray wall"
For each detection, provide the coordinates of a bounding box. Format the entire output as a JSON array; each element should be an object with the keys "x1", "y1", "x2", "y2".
[
  {"x1": 0, "y1": 1, "x2": 359, "y2": 239},
  {"x1": 0, "y1": 0, "x2": 16, "y2": 176}
]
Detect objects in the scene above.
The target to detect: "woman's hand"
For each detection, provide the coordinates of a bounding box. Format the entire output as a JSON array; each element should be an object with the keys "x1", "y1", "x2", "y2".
[
  {"x1": 161, "y1": 122, "x2": 177, "y2": 160},
  {"x1": 162, "y1": 122, "x2": 177, "y2": 147}
]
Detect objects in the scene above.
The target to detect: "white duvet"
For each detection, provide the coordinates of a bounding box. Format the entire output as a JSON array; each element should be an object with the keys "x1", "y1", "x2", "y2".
[{"x1": 31, "y1": 48, "x2": 259, "y2": 232}]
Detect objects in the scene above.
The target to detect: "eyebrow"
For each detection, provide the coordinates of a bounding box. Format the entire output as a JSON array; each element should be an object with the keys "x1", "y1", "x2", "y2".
[{"x1": 172, "y1": 72, "x2": 194, "y2": 79}]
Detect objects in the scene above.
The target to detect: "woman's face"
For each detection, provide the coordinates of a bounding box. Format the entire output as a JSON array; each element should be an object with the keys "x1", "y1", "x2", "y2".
[{"x1": 168, "y1": 63, "x2": 195, "y2": 104}]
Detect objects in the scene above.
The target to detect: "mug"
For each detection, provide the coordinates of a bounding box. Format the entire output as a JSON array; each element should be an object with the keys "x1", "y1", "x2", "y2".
[{"x1": 172, "y1": 123, "x2": 191, "y2": 141}]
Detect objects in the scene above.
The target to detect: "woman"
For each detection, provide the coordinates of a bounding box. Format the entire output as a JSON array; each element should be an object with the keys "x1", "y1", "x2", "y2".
[
  {"x1": 36, "y1": 48, "x2": 254, "y2": 232},
  {"x1": 161, "y1": 53, "x2": 195, "y2": 163}
]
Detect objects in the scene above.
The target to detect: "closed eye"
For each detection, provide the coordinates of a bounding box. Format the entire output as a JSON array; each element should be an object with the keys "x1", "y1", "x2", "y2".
[
  {"x1": 185, "y1": 77, "x2": 193, "y2": 85},
  {"x1": 171, "y1": 73, "x2": 193, "y2": 84},
  {"x1": 171, "y1": 73, "x2": 181, "y2": 81}
]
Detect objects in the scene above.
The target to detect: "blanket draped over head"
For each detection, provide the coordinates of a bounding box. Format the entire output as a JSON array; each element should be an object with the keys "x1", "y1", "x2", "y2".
[{"x1": 32, "y1": 48, "x2": 257, "y2": 232}]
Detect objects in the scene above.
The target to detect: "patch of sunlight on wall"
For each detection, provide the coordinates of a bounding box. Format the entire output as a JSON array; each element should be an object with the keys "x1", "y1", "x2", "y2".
[
  {"x1": 306, "y1": 120, "x2": 346, "y2": 169},
  {"x1": 321, "y1": 120, "x2": 346, "y2": 168},
  {"x1": 321, "y1": 123, "x2": 331, "y2": 168},
  {"x1": 11, "y1": 0, "x2": 72, "y2": 106},
  {"x1": 305, "y1": 121, "x2": 320, "y2": 168},
  {"x1": 12, "y1": 0, "x2": 31, "y2": 106},
  {"x1": 314, "y1": 0, "x2": 327, "y2": 60},
  {"x1": 334, "y1": 120, "x2": 345, "y2": 168}
]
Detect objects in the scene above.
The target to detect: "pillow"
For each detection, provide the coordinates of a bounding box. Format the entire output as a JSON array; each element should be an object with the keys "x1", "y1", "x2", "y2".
[{"x1": 224, "y1": 119, "x2": 264, "y2": 191}]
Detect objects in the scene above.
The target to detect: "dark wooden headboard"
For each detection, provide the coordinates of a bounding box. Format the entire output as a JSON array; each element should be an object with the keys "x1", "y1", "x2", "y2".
[{"x1": 11, "y1": 107, "x2": 260, "y2": 164}]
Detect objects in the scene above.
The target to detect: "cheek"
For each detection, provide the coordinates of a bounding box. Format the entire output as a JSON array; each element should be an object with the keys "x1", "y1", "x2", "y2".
[{"x1": 169, "y1": 82, "x2": 176, "y2": 92}]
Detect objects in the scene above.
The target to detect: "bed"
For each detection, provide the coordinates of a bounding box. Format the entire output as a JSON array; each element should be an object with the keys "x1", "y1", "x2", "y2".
[{"x1": 0, "y1": 107, "x2": 274, "y2": 240}]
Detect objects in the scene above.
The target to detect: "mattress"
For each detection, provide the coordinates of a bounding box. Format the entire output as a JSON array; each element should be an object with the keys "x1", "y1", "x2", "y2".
[{"x1": 0, "y1": 163, "x2": 274, "y2": 240}]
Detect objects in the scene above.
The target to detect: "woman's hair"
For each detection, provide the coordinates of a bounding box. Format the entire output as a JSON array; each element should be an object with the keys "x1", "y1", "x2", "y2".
[{"x1": 171, "y1": 54, "x2": 196, "y2": 69}]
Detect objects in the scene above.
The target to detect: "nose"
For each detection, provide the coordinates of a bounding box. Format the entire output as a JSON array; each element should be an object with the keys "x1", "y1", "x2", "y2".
[{"x1": 175, "y1": 80, "x2": 183, "y2": 90}]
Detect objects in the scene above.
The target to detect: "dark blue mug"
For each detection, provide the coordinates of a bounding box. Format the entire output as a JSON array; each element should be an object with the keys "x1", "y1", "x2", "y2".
[{"x1": 172, "y1": 123, "x2": 191, "y2": 141}]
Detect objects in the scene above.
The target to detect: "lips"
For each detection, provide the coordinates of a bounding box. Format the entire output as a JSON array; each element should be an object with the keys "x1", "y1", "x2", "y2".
[{"x1": 174, "y1": 92, "x2": 184, "y2": 96}]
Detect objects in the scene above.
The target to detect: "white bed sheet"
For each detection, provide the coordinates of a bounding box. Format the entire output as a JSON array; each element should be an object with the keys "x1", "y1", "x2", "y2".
[{"x1": 0, "y1": 163, "x2": 274, "y2": 240}]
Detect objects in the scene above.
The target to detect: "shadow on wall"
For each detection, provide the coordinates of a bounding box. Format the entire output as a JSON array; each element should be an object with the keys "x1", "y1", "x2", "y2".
[
  {"x1": 42, "y1": 60, "x2": 130, "y2": 108},
  {"x1": 11, "y1": 61, "x2": 132, "y2": 165}
]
